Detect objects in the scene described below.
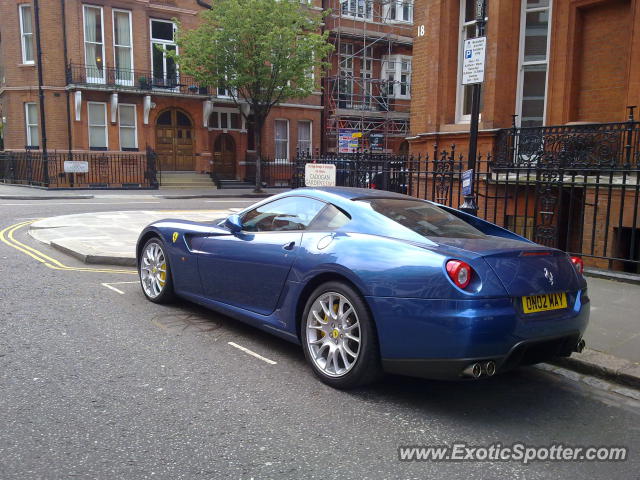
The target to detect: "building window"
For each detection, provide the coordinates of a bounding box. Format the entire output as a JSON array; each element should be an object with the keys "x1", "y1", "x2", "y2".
[
  {"x1": 208, "y1": 109, "x2": 244, "y2": 131},
  {"x1": 297, "y1": 121, "x2": 312, "y2": 156},
  {"x1": 383, "y1": 55, "x2": 412, "y2": 99},
  {"x1": 274, "y1": 119, "x2": 289, "y2": 161},
  {"x1": 150, "y1": 19, "x2": 177, "y2": 88},
  {"x1": 516, "y1": 0, "x2": 552, "y2": 127},
  {"x1": 88, "y1": 102, "x2": 108, "y2": 149},
  {"x1": 456, "y1": 0, "x2": 486, "y2": 123},
  {"x1": 384, "y1": 1, "x2": 413, "y2": 23},
  {"x1": 19, "y1": 4, "x2": 34, "y2": 64},
  {"x1": 118, "y1": 104, "x2": 137, "y2": 150},
  {"x1": 341, "y1": 0, "x2": 372, "y2": 20},
  {"x1": 339, "y1": 43, "x2": 354, "y2": 108},
  {"x1": 83, "y1": 5, "x2": 105, "y2": 83},
  {"x1": 25, "y1": 103, "x2": 38, "y2": 147},
  {"x1": 113, "y1": 9, "x2": 133, "y2": 86}
]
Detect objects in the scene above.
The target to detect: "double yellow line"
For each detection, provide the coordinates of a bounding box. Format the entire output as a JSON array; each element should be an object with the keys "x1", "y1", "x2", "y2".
[{"x1": 0, "y1": 220, "x2": 136, "y2": 275}]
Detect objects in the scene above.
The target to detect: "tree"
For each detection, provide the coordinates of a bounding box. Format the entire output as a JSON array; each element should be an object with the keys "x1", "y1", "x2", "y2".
[{"x1": 174, "y1": 0, "x2": 332, "y2": 191}]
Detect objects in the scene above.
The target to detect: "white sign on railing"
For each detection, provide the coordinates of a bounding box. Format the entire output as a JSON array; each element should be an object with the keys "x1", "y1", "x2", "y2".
[
  {"x1": 64, "y1": 161, "x2": 89, "y2": 173},
  {"x1": 305, "y1": 163, "x2": 336, "y2": 187}
]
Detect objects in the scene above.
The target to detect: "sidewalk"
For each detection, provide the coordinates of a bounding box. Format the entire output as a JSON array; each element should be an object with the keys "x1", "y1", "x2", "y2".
[
  {"x1": 0, "y1": 182, "x2": 286, "y2": 199},
  {"x1": 26, "y1": 209, "x2": 640, "y2": 389}
]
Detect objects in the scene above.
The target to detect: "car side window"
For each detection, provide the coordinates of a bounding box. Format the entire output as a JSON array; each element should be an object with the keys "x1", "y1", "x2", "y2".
[
  {"x1": 309, "y1": 204, "x2": 351, "y2": 231},
  {"x1": 241, "y1": 197, "x2": 326, "y2": 232}
]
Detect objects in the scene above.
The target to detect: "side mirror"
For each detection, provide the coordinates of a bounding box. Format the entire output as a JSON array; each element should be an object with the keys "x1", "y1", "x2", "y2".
[{"x1": 224, "y1": 214, "x2": 243, "y2": 233}]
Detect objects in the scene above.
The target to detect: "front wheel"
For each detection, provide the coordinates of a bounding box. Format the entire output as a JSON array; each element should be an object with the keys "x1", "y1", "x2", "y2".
[
  {"x1": 139, "y1": 237, "x2": 175, "y2": 304},
  {"x1": 301, "y1": 281, "x2": 381, "y2": 389}
]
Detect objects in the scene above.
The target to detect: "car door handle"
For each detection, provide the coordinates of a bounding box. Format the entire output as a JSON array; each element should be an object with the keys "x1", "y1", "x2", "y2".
[{"x1": 283, "y1": 241, "x2": 295, "y2": 251}]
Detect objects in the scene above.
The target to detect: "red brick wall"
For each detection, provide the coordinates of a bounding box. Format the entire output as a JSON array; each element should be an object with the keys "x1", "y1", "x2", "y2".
[
  {"x1": 1, "y1": 0, "x2": 323, "y2": 175},
  {"x1": 410, "y1": 0, "x2": 640, "y2": 157}
]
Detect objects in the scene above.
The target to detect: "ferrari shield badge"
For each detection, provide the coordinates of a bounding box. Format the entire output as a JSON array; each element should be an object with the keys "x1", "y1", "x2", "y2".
[{"x1": 172, "y1": 232, "x2": 179, "y2": 243}]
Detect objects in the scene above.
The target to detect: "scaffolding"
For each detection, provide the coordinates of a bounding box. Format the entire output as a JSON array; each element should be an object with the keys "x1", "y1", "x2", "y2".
[{"x1": 323, "y1": 0, "x2": 414, "y2": 153}]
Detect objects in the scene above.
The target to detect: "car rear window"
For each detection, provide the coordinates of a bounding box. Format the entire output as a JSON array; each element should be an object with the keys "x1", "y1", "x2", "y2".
[{"x1": 362, "y1": 198, "x2": 486, "y2": 239}]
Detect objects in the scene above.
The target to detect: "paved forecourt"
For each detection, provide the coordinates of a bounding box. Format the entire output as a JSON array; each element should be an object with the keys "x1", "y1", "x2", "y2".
[{"x1": 28, "y1": 209, "x2": 235, "y2": 266}]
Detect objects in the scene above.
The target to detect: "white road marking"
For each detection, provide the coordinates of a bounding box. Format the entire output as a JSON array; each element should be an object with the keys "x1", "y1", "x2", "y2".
[
  {"x1": 101, "y1": 283, "x2": 126, "y2": 294},
  {"x1": 228, "y1": 342, "x2": 277, "y2": 365}
]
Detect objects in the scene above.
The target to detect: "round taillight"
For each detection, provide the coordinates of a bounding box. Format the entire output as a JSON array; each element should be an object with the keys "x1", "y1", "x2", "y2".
[
  {"x1": 570, "y1": 256, "x2": 584, "y2": 274},
  {"x1": 446, "y1": 260, "x2": 473, "y2": 289}
]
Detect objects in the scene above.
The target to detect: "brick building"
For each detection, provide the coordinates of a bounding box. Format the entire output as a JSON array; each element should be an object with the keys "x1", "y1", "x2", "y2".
[
  {"x1": 409, "y1": 0, "x2": 640, "y2": 154},
  {"x1": 322, "y1": 0, "x2": 413, "y2": 154},
  {"x1": 0, "y1": 0, "x2": 324, "y2": 184},
  {"x1": 407, "y1": 0, "x2": 640, "y2": 273}
]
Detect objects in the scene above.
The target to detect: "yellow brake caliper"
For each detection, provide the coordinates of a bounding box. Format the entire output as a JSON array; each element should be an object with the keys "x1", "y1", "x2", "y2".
[{"x1": 158, "y1": 263, "x2": 166, "y2": 286}]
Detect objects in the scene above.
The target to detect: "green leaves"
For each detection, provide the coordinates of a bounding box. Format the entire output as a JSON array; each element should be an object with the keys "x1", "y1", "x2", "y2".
[{"x1": 174, "y1": 0, "x2": 333, "y2": 113}]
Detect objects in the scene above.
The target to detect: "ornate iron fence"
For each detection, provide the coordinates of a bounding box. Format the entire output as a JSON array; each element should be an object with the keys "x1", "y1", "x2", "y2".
[
  {"x1": 291, "y1": 147, "x2": 640, "y2": 274},
  {"x1": 0, "y1": 149, "x2": 159, "y2": 189},
  {"x1": 494, "y1": 117, "x2": 640, "y2": 169}
]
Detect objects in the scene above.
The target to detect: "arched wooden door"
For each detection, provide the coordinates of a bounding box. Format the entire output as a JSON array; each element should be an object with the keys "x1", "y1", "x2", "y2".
[
  {"x1": 213, "y1": 134, "x2": 236, "y2": 179},
  {"x1": 155, "y1": 109, "x2": 195, "y2": 171}
]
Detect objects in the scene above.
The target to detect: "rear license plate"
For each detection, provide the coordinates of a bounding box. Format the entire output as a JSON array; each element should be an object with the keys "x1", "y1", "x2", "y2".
[{"x1": 522, "y1": 292, "x2": 567, "y2": 314}]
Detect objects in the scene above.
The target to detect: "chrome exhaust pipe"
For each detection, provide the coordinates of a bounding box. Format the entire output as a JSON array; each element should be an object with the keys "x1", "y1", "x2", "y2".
[
  {"x1": 484, "y1": 361, "x2": 496, "y2": 377},
  {"x1": 462, "y1": 363, "x2": 483, "y2": 378},
  {"x1": 575, "y1": 339, "x2": 586, "y2": 353}
]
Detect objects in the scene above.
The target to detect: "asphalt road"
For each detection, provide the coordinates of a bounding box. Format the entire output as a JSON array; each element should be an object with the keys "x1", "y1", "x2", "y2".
[{"x1": 0, "y1": 195, "x2": 638, "y2": 479}]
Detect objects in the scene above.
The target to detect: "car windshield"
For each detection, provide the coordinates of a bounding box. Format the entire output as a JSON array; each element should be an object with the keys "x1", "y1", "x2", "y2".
[{"x1": 363, "y1": 198, "x2": 486, "y2": 239}]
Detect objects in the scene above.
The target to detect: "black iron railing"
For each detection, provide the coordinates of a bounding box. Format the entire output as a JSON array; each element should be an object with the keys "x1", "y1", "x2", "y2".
[
  {"x1": 289, "y1": 147, "x2": 640, "y2": 274},
  {"x1": 495, "y1": 116, "x2": 640, "y2": 169},
  {"x1": 66, "y1": 63, "x2": 213, "y2": 96},
  {"x1": 0, "y1": 149, "x2": 159, "y2": 189}
]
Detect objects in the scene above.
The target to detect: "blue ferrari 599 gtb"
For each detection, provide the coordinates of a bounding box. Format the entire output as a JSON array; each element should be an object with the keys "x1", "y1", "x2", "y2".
[{"x1": 137, "y1": 187, "x2": 589, "y2": 389}]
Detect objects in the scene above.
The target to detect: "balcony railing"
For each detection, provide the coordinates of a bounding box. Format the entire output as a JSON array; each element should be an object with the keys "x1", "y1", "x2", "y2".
[
  {"x1": 66, "y1": 63, "x2": 213, "y2": 96},
  {"x1": 494, "y1": 116, "x2": 640, "y2": 169}
]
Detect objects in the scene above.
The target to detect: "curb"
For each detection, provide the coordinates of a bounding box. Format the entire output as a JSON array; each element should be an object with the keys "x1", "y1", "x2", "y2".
[
  {"x1": 549, "y1": 348, "x2": 640, "y2": 390},
  {"x1": 0, "y1": 195, "x2": 95, "y2": 200},
  {"x1": 155, "y1": 193, "x2": 274, "y2": 199},
  {"x1": 49, "y1": 241, "x2": 137, "y2": 267},
  {"x1": 584, "y1": 268, "x2": 640, "y2": 286}
]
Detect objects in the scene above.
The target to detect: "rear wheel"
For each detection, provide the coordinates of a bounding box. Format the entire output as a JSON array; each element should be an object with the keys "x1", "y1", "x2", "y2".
[
  {"x1": 302, "y1": 281, "x2": 381, "y2": 389},
  {"x1": 139, "y1": 237, "x2": 175, "y2": 303}
]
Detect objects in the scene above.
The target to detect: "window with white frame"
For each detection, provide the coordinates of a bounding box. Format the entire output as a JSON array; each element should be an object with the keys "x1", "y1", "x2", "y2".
[
  {"x1": 456, "y1": 0, "x2": 486, "y2": 122},
  {"x1": 339, "y1": 43, "x2": 354, "y2": 108},
  {"x1": 297, "y1": 121, "x2": 312, "y2": 156},
  {"x1": 25, "y1": 102, "x2": 38, "y2": 147},
  {"x1": 274, "y1": 119, "x2": 289, "y2": 161},
  {"x1": 151, "y1": 19, "x2": 177, "y2": 87},
  {"x1": 361, "y1": 51, "x2": 374, "y2": 109},
  {"x1": 384, "y1": 0, "x2": 413, "y2": 23},
  {"x1": 19, "y1": 4, "x2": 34, "y2": 64},
  {"x1": 118, "y1": 104, "x2": 137, "y2": 150},
  {"x1": 88, "y1": 102, "x2": 108, "y2": 149},
  {"x1": 208, "y1": 108, "x2": 243, "y2": 130},
  {"x1": 516, "y1": 0, "x2": 552, "y2": 127},
  {"x1": 113, "y1": 9, "x2": 133, "y2": 85},
  {"x1": 83, "y1": 5, "x2": 105, "y2": 83},
  {"x1": 382, "y1": 55, "x2": 411, "y2": 99},
  {"x1": 340, "y1": 0, "x2": 372, "y2": 20}
]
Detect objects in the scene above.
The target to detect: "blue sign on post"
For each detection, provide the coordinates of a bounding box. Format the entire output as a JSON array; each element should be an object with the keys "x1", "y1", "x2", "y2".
[{"x1": 462, "y1": 169, "x2": 473, "y2": 196}]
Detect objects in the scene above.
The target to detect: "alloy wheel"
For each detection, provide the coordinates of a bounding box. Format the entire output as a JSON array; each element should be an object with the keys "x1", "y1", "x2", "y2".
[{"x1": 305, "y1": 291, "x2": 361, "y2": 377}]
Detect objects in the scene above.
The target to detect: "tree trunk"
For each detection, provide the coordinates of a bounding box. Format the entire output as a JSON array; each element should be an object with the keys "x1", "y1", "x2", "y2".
[{"x1": 254, "y1": 116, "x2": 264, "y2": 193}]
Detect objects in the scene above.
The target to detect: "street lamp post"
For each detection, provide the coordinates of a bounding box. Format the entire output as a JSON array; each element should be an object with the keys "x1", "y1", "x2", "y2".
[{"x1": 459, "y1": 0, "x2": 487, "y2": 216}]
